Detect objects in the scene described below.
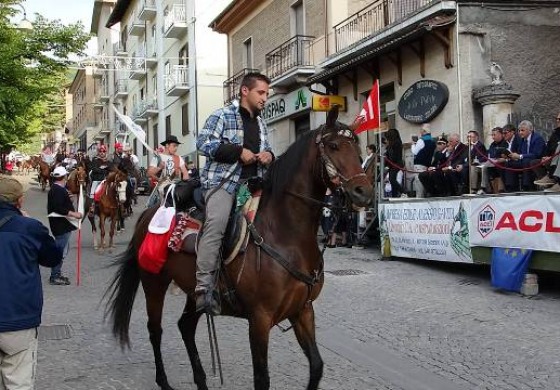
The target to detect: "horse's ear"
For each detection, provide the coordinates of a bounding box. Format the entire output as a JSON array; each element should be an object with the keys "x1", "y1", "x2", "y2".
[{"x1": 326, "y1": 105, "x2": 339, "y2": 127}]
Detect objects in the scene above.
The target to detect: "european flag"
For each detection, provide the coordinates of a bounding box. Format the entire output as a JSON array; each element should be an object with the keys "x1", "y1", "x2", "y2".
[{"x1": 490, "y1": 248, "x2": 533, "y2": 292}]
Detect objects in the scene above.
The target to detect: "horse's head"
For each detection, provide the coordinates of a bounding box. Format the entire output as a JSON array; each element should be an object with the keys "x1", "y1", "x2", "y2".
[
  {"x1": 76, "y1": 166, "x2": 88, "y2": 185},
  {"x1": 317, "y1": 107, "x2": 374, "y2": 207},
  {"x1": 114, "y1": 169, "x2": 128, "y2": 204}
]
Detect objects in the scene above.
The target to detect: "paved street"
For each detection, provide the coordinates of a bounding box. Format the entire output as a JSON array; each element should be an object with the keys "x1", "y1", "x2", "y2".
[{"x1": 14, "y1": 175, "x2": 560, "y2": 390}]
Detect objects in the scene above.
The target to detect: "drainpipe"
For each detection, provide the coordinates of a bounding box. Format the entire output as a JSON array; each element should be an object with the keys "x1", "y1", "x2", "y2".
[
  {"x1": 455, "y1": 3, "x2": 464, "y2": 141},
  {"x1": 156, "y1": 0, "x2": 166, "y2": 147},
  {"x1": 324, "y1": 0, "x2": 329, "y2": 56}
]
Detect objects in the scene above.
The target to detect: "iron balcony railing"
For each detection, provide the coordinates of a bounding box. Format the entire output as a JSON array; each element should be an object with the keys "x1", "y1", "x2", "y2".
[
  {"x1": 133, "y1": 98, "x2": 158, "y2": 118},
  {"x1": 114, "y1": 79, "x2": 128, "y2": 95},
  {"x1": 164, "y1": 4, "x2": 187, "y2": 33},
  {"x1": 222, "y1": 67, "x2": 260, "y2": 104},
  {"x1": 113, "y1": 41, "x2": 127, "y2": 55},
  {"x1": 164, "y1": 65, "x2": 189, "y2": 91},
  {"x1": 265, "y1": 35, "x2": 315, "y2": 80},
  {"x1": 334, "y1": 0, "x2": 436, "y2": 52}
]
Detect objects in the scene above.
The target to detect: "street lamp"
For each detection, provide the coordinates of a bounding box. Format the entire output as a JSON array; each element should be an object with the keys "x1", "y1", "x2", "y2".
[{"x1": 13, "y1": 3, "x2": 32, "y2": 31}]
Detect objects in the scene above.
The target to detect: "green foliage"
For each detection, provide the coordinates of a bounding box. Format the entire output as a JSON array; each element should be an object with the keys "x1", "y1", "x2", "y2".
[{"x1": 0, "y1": 0, "x2": 90, "y2": 149}]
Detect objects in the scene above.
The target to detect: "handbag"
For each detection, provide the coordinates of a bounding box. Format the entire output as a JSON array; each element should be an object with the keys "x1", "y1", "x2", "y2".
[{"x1": 138, "y1": 185, "x2": 177, "y2": 274}]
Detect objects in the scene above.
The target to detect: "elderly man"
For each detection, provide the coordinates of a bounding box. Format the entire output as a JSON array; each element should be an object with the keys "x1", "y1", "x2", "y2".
[
  {"x1": 0, "y1": 177, "x2": 62, "y2": 389},
  {"x1": 505, "y1": 120, "x2": 546, "y2": 191},
  {"x1": 438, "y1": 133, "x2": 469, "y2": 196}
]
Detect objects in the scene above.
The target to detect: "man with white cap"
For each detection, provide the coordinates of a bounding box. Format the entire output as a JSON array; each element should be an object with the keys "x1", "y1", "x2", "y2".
[
  {"x1": 47, "y1": 166, "x2": 83, "y2": 285},
  {"x1": 0, "y1": 177, "x2": 62, "y2": 389},
  {"x1": 410, "y1": 123, "x2": 436, "y2": 197}
]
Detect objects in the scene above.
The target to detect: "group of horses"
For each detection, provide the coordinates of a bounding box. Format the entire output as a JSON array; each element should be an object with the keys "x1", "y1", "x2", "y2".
[{"x1": 104, "y1": 108, "x2": 375, "y2": 390}]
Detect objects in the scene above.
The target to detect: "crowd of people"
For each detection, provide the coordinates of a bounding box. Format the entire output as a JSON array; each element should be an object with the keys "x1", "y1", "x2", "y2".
[{"x1": 385, "y1": 116, "x2": 560, "y2": 197}]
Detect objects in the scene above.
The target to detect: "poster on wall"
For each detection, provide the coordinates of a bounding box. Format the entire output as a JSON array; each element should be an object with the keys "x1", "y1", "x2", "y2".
[
  {"x1": 379, "y1": 200, "x2": 473, "y2": 263},
  {"x1": 469, "y1": 195, "x2": 560, "y2": 253}
]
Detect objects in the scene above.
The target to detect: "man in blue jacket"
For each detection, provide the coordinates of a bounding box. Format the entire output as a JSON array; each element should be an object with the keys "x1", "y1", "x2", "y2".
[
  {"x1": 0, "y1": 177, "x2": 62, "y2": 389},
  {"x1": 506, "y1": 120, "x2": 546, "y2": 191}
]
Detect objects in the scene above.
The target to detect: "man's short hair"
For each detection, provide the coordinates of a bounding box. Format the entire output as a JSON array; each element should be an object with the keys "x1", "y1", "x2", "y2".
[
  {"x1": 502, "y1": 124, "x2": 516, "y2": 133},
  {"x1": 366, "y1": 144, "x2": 377, "y2": 153},
  {"x1": 491, "y1": 126, "x2": 503, "y2": 133},
  {"x1": 239, "y1": 72, "x2": 271, "y2": 95},
  {"x1": 518, "y1": 120, "x2": 534, "y2": 132}
]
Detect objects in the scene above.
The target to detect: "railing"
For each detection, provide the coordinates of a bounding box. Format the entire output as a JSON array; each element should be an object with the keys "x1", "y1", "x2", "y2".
[
  {"x1": 164, "y1": 65, "x2": 189, "y2": 91},
  {"x1": 133, "y1": 98, "x2": 158, "y2": 117},
  {"x1": 265, "y1": 35, "x2": 314, "y2": 80},
  {"x1": 334, "y1": 0, "x2": 435, "y2": 52},
  {"x1": 222, "y1": 68, "x2": 260, "y2": 104},
  {"x1": 164, "y1": 4, "x2": 187, "y2": 32},
  {"x1": 115, "y1": 120, "x2": 127, "y2": 134}
]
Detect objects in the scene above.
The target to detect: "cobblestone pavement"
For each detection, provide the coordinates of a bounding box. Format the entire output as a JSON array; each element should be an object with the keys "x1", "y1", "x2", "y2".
[{"x1": 14, "y1": 175, "x2": 560, "y2": 390}]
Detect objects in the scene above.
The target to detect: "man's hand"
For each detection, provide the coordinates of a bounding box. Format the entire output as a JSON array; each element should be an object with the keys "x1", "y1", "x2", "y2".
[
  {"x1": 69, "y1": 211, "x2": 82, "y2": 219},
  {"x1": 240, "y1": 148, "x2": 257, "y2": 165},
  {"x1": 256, "y1": 151, "x2": 273, "y2": 165},
  {"x1": 509, "y1": 152, "x2": 521, "y2": 161}
]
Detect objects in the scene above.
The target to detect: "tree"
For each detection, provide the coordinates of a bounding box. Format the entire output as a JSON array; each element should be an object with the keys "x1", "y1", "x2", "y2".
[{"x1": 0, "y1": 0, "x2": 90, "y2": 148}]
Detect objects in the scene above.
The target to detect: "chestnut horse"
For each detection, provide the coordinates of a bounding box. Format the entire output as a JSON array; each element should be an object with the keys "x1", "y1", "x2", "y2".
[
  {"x1": 95, "y1": 168, "x2": 128, "y2": 251},
  {"x1": 37, "y1": 160, "x2": 51, "y2": 191},
  {"x1": 105, "y1": 108, "x2": 373, "y2": 390}
]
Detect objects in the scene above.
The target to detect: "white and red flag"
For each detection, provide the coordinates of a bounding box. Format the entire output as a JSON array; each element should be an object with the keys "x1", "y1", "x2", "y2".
[{"x1": 355, "y1": 79, "x2": 381, "y2": 134}]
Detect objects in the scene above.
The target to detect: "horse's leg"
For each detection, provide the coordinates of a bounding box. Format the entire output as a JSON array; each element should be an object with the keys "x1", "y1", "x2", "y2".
[
  {"x1": 143, "y1": 273, "x2": 175, "y2": 390},
  {"x1": 108, "y1": 212, "x2": 117, "y2": 249},
  {"x1": 178, "y1": 298, "x2": 207, "y2": 390},
  {"x1": 289, "y1": 304, "x2": 324, "y2": 390},
  {"x1": 88, "y1": 202, "x2": 98, "y2": 249},
  {"x1": 99, "y1": 213, "x2": 106, "y2": 250},
  {"x1": 248, "y1": 314, "x2": 272, "y2": 390}
]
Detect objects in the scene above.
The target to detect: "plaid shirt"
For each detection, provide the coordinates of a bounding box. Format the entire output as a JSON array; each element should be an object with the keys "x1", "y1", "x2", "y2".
[{"x1": 197, "y1": 102, "x2": 273, "y2": 194}]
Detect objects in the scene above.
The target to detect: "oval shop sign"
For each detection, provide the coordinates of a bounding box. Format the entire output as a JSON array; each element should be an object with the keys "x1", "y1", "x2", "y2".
[{"x1": 398, "y1": 80, "x2": 449, "y2": 124}]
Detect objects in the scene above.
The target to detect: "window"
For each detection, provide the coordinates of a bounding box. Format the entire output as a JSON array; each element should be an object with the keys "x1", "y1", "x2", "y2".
[
  {"x1": 140, "y1": 87, "x2": 145, "y2": 101},
  {"x1": 243, "y1": 37, "x2": 253, "y2": 68},
  {"x1": 120, "y1": 28, "x2": 127, "y2": 51},
  {"x1": 182, "y1": 103, "x2": 189, "y2": 135},
  {"x1": 179, "y1": 44, "x2": 188, "y2": 66},
  {"x1": 165, "y1": 115, "x2": 171, "y2": 139},
  {"x1": 152, "y1": 75, "x2": 157, "y2": 97}
]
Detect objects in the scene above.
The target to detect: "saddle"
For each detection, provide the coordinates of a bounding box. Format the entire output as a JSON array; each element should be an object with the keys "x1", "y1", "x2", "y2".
[{"x1": 165, "y1": 178, "x2": 262, "y2": 263}]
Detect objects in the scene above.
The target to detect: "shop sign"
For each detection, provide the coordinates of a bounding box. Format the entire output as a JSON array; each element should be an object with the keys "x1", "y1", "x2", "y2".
[
  {"x1": 262, "y1": 88, "x2": 312, "y2": 124},
  {"x1": 398, "y1": 80, "x2": 449, "y2": 123},
  {"x1": 311, "y1": 95, "x2": 347, "y2": 112}
]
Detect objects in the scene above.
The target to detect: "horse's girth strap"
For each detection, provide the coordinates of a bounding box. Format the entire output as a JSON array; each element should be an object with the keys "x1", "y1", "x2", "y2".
[{"x1": 245, "y1": 219, "x2": 321, "y2": 286}]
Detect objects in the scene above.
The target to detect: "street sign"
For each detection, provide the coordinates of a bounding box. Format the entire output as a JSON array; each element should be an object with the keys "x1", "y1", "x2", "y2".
[{"x1": 312, "y1": 95, "x2": 347, "y2": 112}]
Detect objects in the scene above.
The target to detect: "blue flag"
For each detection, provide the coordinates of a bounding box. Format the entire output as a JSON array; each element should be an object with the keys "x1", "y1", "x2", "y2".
[{"x1": 490, "y1": 248, "x2": 533, "y2": 292}]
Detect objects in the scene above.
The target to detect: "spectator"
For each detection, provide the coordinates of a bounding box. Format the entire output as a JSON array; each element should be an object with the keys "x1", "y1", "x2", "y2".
[
  {"x1": 533, "y1": 112, "x2": 560, "y2": 188},
  {"x1": 505, "y1": 120, "x2": 546, "y2": 191},
  {"x1": 0, "y1": 177, "x2": 62, "y2": 389},
  {"x1": 47, "y1": 166, "x2": 83, "y2": 285},
  {"x1": 419, "y1": 136, "x2": 450, "y2": 197},
  {"x1": 439, "y1": 133, "x2": 468, "y2": 196},
  {"x1": 384, "y1": 128, "x2": 405, "y2": 197},
  {"x1": 462, "y1": 130, "x2": 488, "y2": 194},
  {"x1": 484, "y1": 127, "x2": 508, "y2": 193},
  {"x1": 410, "y1": 124, "x2": 436, "y2": 198}
]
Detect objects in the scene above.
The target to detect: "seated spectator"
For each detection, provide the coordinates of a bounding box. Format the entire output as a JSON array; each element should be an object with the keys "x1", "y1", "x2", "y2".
[
  {"x1": 419, "y1": 136, "x2": 450, "y2": 197},
  {"x1": 463, "y1": 130, "x2": 488, "y2": 194},
  {"x1": 438, "y1": 133, "x2": 468, "y2": 196},
  {"x1": 504, "y1": 120, "x2": 546, "y2": 191},
  {"x1": 533, "y1": 113, "x2": 560, "y2": 188},
  {"x1": 483, "y1": 127, "x2": 509, "y2": 193},
  {"x1": 500, "y1": 124, "x2": 523, "y2": 191}
]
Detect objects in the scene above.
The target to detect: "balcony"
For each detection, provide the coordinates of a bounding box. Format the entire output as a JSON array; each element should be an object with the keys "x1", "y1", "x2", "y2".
[
  {"x1": 93, "y1": 99, "x2": 104, "y2": 110},
  {"x1": 113, "y1": 41, "x2": 128, "y2": 57},
  {"x1": 93, "y1": 66, "x2": 104, "y2": 78},
  {"x1": 265, "y1": 35, "x2": 315, "y2": 88},
  {"x1": 99, "y1": 81, "x2": 110, "y2": 102},
  {"x1": 164, "y1": 4, "x2": 188, "y2": 39},
  {"x1": 223, "y1": 68, "x2": 259, "y2": 105},
  {"x1": 129, "y1": 52, "x2": 147, "y2": 80},
  {"x1": 133, "y1": 98, "x2": 158, "y2": 123},
  {"x1": 100, "y1": 120, "x2": 113, "y2": 134},
  {"x1": 138, "y1": 0, "x2": 157, "y2": 21},
  {"x1": 128, "y1": 17, "x2": 146, "y2": 37},
  {"x1": 138, "y1": 44, "x2": 157, "y2": 69},
  {"x1": 115, "y1": 120, "x2": 128, "y2": 135},
  {"x1": 165, "y1": 65, "x2": 189, "y2": 96},
  {"x1": 114, "y1": 79, "x2": 129, "y2": 99}
]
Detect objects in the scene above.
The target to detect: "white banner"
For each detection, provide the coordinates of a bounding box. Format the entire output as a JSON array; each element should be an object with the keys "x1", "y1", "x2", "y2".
[
  {"x1": 470, "y1": 195, "x2": 560, "y2": 253},
  {"x1": 379, "y1": 199, "x2": 473, "y2": 263},
  {"x1": 112, "y1": 105, "x2": 151, "y2": 152}
]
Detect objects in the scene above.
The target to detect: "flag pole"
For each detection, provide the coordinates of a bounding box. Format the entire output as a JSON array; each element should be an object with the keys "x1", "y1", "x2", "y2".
[{"x1": 76, "y1": 184, "x2": 84, "y2": 286}]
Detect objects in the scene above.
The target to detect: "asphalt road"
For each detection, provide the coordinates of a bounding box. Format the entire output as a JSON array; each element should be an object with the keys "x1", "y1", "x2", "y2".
[{"x1": 11, "y1": 173, "x2": 560, "y2": 390}]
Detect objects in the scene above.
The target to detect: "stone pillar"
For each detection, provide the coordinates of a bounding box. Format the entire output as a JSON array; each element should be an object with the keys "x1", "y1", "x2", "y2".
[{"x1": 472, "y1": 84, "x2": 520, "y2": 146}]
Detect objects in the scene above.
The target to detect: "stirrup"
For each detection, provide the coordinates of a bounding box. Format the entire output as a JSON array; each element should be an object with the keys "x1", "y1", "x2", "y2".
[{"x1": 195, "y1": 290, "x2": 221, "y2": 316}]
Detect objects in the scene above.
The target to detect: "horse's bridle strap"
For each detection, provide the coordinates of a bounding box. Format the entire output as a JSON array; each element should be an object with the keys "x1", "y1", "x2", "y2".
[{"x1": 245, "y1": 216, "x2": 322, "y2": 286}]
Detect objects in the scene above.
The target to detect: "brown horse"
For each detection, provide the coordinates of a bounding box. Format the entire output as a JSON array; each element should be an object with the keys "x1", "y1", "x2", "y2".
[
  {"x1": 37, "y1": 160, "x2": 51, "y2": 191},
  {"x1": 95, "y1": 168, "x2": 128, "y2": 251},
  {"x1": 105, "y1": 108, "x2": 374, "y2": 390}
]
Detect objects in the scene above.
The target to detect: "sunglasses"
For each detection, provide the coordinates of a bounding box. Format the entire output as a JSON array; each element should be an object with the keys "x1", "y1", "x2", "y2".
[{"x1": 556, "y1": 118, "x2": 560, "y2": 120}]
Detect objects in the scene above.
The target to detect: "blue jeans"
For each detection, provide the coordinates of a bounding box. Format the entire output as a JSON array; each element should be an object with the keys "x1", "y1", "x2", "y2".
[{"x1": 51, "y1": 232, "x2": 72, "y2": 279}]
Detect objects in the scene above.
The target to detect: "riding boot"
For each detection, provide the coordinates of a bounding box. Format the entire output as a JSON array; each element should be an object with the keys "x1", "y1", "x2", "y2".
[{"x1": 194, "y1": 285, "x2": 220, "y2": 315}]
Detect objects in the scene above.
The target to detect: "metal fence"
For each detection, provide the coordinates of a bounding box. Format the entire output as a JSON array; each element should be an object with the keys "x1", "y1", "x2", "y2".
[
  {"x1": 265, "y1": 35, "x2": 314, "y2": 79},
  {"x1": 507, "y1": 112, "x2": 557, "y2": 140}
]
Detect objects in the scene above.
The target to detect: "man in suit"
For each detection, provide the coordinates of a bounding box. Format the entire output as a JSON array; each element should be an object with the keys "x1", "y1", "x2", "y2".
[
  {"x1": 438, "y1": 133, "x2": 468, "y2": 195},
  {"x1": 505, "y1": 120, "x2": 546, "y2": 191}
]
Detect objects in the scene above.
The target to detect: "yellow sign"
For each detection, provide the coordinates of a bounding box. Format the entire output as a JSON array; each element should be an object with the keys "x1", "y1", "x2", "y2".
[{"x1": 312, "y1": 95, "x2": 347, "y2": 112}]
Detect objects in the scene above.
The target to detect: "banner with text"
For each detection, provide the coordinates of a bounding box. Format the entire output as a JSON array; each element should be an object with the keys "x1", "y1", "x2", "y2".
[
  {"x1": 379, "y1": 200, "x2": 473, "y2": 263},
  {"x1": 469, "y1": 195, "x2": 560, "y2": 253}
]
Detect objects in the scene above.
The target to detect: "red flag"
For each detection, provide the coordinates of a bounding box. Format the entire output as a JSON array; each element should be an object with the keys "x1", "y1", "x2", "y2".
[{"x1": 355, "y1": 80, "x2": 380, "y2": 134}]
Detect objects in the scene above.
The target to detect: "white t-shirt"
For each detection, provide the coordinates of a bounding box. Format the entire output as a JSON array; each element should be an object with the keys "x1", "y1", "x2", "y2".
[{"x1": 149, "y1": 153, "x2": 184, "y2": 178}]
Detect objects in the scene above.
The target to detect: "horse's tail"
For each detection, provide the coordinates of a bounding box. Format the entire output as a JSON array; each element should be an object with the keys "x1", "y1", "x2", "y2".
[{"x1": 103, "y1": 236, "x2": 141, "y2": 348}]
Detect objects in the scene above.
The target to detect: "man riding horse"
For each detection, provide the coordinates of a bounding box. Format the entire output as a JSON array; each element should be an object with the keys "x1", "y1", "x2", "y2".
[
  {"x1": 195, "y1": 72, "x2": 274, "y2": 313},
  {"x1": 88, "y1": 144, "x2": 114, "y2": 212}
]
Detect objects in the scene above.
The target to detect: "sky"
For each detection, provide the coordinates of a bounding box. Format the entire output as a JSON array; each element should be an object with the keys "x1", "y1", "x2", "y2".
[{"x1": 20, "y1": 0, "x2": 232, "y2": 56}]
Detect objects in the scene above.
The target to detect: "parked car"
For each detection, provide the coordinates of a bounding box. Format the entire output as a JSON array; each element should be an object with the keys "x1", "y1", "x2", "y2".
[{"x1": 136, "y1": 167, "x2": 154, "y2": 195}]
